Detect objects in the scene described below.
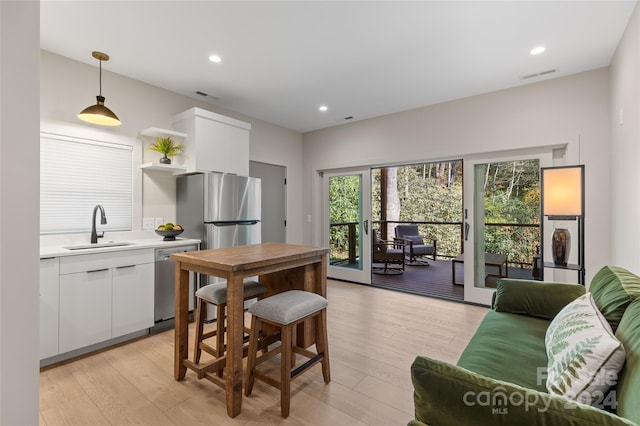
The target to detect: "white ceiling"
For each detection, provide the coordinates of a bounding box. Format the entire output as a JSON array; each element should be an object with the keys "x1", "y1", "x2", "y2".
[{"x1": 40, "y1": 1, "x2": 637, "y2": 134}]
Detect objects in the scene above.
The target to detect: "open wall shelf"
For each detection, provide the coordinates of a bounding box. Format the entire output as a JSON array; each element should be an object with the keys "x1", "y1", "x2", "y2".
[
  {"x1": 140, "y1": 162, "x2": 186, "y2": 174},
  {"x1": 139, "y1": 127, "x2": 188, "y2": 175}
]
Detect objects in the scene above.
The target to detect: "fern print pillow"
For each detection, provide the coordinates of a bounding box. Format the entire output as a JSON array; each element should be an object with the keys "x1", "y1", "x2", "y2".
[{"x1": 545, "y1": 292, "x2": 626, "y2": 404}]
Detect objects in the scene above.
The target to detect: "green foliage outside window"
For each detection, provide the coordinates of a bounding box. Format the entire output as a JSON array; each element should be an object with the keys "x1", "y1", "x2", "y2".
[
  {"x1": 371, "y1": 159, "x2": 540, "y2": 267},
  {"x1": 372, "y1": 162, "x2": 464, "y2": 259},
  {"x1": 329, "y1": 175, "x2": 361, "y2": 263},
  {"x1": 329, "y1": 159, "x2": 541, "y2": 269},
  {"x1": 480, "y1": 160, "x2": 540, "y2": 267}
]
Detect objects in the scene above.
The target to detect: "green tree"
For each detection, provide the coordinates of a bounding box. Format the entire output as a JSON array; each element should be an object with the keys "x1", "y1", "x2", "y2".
[
  {"x1": 373, "y1": 161, "x2": 464, "y2": 258},
  {"x1": 329, "y1": 175, "x2": 361, "y2": 262},
  {"x1": 337, "y1": 159, "x2": 540, "y2": 269},
  {"x1": 482, "y1": 160, "x2": 540, "y2": 266},
  {"x1": 373, "y1": 159, "x2": 540, "y2": 266}
]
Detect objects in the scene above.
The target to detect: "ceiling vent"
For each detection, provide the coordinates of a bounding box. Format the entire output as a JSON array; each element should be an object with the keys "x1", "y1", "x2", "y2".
[
  {"x1": 195, "y1": 91, "x2": 220, "y2": 101},
  {"x1": 521, "y1": 68, "x2": 557, "y2": 80},
  {"x1": 334, "y1": 116, "x2": 356, "y2": 123}
]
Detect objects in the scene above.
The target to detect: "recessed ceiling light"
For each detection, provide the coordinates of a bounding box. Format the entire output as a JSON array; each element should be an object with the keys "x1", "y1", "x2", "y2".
[
  {"x1": 530, "y1": 46, "x2": 546, "y2": 55},
  {"x1": 319, "y1": 105, "x2": 328, "y2": 112},
  {"x1": 209, "y1": 55, "x2": 222, "y2": 63}
]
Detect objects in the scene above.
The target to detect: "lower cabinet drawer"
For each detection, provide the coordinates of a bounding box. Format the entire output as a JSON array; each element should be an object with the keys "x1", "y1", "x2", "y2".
[{"x1": 60, "y1": 249, "x2": 154, "y2": 275}]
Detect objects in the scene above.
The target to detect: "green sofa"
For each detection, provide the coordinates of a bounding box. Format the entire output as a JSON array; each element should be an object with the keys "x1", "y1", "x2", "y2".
[{"x1": 410, "y1": 266, "x2": 640, "y2": 426}]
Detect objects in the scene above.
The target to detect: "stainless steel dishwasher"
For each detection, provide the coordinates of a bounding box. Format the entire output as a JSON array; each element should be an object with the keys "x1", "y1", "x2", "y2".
[{"x1": 153, "y1": 244, "x2": 198, "y2": 333}]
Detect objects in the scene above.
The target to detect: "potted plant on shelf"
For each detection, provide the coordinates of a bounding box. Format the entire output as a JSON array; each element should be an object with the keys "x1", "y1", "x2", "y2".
[{"x1": 147, "y1": 136, "x2": 184, "y2": 165}]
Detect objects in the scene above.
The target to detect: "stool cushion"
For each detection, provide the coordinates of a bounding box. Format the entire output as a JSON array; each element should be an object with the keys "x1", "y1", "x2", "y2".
[
  {"x1": 249, "y1": 290, "x2": 328, "y2": 325},
  {"x1": 195, "y1": 280, "x2": 265, "y2": 305}
]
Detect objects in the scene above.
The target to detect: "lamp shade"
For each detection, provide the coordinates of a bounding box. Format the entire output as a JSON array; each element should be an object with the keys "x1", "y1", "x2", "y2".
[
  {"x1": 78, "y1": 96, "x2": 121, "y2": 126},
  {"x1": 542, "y1": 166, "x2": 584, "y2": 218}
]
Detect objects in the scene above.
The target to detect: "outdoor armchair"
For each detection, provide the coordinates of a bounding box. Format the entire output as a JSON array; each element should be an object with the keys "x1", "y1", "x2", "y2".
[
  {"x1": 394, "y1": 225, "x2": 436, "y2": 264},
  {"x1": 372, "y1": 229, "x2": 407, "y2": 274}
]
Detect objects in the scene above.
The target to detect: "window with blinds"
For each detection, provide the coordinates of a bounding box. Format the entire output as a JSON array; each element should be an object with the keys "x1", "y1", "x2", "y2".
[{"x1": 40, "y1": 133, "x2": 133, "y2": 234}]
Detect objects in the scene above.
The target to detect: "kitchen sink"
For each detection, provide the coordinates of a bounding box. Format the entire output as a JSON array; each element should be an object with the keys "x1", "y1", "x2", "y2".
[{"x1": 64, "y1": 242, "x2": 135, "y2": 250}]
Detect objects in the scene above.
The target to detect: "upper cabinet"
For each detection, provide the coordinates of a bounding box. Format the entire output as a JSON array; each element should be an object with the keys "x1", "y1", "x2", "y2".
[{"x1": 172, "y1": 107, "x2": 251, "y2": 176}]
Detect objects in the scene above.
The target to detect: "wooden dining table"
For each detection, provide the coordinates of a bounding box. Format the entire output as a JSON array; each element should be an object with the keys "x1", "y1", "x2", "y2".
[{"x1": 170, "y1": 242, "x2": 329, "y2": 418}]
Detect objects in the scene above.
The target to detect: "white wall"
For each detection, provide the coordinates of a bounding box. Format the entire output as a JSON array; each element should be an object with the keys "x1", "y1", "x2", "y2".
[
  {"x1": 303, "y1": 69, "x2": 611, "y2": 284},
  {"x1": 1, "y1": 2, "x2": 41, "y2": 423},
  {"x1": 248, "y1": 120, "x2": 304, "y2": 243},
  {"x1": 610, "y1": 3, "x2": 640, "y2": 273},
  {"x1": 40, "y1": 50, "x2": 304, "y2": 243}
]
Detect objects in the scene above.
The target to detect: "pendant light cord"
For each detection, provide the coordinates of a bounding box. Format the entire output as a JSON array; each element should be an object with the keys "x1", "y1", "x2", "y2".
[{"x1": 99, "y1": 58, "x2": 102, "y2": 97}]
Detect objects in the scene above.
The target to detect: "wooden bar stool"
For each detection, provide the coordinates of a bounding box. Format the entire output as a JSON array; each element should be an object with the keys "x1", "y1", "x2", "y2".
[
  {"x1": 244, "y1": 290, "x2": 330, "y2": 418},
  {"x1": 193, "y1": 280, "x2": 266, "y2": 376}
]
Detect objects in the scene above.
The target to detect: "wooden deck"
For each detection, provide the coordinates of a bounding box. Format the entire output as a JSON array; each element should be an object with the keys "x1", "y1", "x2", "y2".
[{"x1": 371, "y1": 259, "x2": 533, "y2": 302}]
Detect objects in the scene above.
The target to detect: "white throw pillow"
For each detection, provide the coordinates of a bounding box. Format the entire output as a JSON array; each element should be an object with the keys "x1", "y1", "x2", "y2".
[{"x1": 545, "y1": 292, "x2": 626, "y2": 404}]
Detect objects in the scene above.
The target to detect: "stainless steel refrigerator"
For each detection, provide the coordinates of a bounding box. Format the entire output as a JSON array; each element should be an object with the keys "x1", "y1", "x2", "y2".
[
  {"x1": 177, "y1": 172, "x2": 261, "y2": 317},
  {"x1": 177, "y1": 172, "x2": 261, "y2": 253}
]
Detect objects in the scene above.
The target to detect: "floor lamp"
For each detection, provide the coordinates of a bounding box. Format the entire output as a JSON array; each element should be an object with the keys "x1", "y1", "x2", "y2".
[{"x1": 541, "y1": 165, "x2": 585, "y2": 284}]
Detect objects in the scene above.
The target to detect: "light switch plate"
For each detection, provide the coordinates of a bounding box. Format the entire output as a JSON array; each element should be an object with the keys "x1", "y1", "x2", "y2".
[
  {"x1": 154, "y1": 217, "x2": 164, "y2": 228},
  {"x1": 143, "y1": 218, "x2": 155, "y2": 230}
]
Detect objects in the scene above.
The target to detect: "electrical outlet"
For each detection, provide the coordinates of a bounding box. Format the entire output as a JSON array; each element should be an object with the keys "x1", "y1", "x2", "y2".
[
  {"x1": 154, "y1": 217, "x2": 164, "y2": 228},
  {"x1": 143, "y1": 218, "x2": 155, "y2": 230}
]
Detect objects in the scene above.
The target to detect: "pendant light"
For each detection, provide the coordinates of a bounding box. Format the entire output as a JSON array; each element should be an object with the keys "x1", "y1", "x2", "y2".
[{"x1": 78, "y1": 51, "x2": 121, "y2": 126}]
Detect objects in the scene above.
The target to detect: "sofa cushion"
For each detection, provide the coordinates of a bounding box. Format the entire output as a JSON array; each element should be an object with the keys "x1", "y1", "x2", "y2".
[
  {"x1": 615, "y1": 299, "x2": 640, "y2": 424},
  {"x1": 589, "y1": 266, "x2": 640, "y2": 331},
  {"x1": 458, "y1": 310, "x2": 549, "y2": 391},
  {"x1": 493, "y1": 279, "x2": 585, "y2": 320},
  {"x1": 411, "y1": 356, "x2": 635, "y2": 426},
  {"x1": 545, "y1": 293, "x2": 626, "y2": 405}
]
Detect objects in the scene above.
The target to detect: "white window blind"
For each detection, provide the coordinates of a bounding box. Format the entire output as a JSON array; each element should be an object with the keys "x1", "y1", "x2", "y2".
[{"x1": 40, "y1": 133, "x2": 133, "y2": 234}]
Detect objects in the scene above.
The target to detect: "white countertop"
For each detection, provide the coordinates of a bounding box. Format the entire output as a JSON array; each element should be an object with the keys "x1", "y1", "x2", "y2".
[{"x1": 40, "y1": 230, "x2": 201, "y2": 258}]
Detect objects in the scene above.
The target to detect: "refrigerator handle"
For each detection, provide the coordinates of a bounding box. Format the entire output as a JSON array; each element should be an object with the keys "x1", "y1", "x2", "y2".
[{"x1": 204, "y1": 220, "x2": 260, "y2": 226}]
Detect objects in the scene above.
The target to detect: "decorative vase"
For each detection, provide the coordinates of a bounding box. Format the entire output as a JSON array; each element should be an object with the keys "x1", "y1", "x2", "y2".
[
  {"x1": 551, "y1": 228, "x2": 570, "y2": 266},
  {"x1": 159, "y1": 155, "x2": 171, "y2": 165}
]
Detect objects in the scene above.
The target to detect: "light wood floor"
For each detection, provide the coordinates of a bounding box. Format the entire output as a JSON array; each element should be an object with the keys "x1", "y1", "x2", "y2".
[{"x1": 39, "y1": 280, "x2": 488, "y2": 426}]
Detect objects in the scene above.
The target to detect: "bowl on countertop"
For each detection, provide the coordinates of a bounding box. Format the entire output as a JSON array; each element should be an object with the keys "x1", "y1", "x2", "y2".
[{"x1": 155, "y1": 229, "x2": 184, "y2": 241}]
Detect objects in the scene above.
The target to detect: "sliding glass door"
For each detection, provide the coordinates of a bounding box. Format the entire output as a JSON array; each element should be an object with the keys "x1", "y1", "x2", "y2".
[
  {"x1": 463, "y1": 153, "x2": 550, "y2": 305},
  {"x1": 322, "y1": 169, "x2": 372, "y2": 284}
]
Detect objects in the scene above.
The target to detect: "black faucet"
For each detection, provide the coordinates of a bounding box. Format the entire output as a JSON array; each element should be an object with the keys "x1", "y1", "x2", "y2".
[{"x1": 91, "y1": 204, "x2": 107, "y2": 244}]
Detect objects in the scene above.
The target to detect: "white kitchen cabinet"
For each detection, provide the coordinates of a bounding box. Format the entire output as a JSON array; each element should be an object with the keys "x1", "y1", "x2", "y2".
[
  {"x1": 112, "y1": 263, "x2": 154, "y2": 337},
  {"x1": 223, "y1": 121, "x2": 250, "y2": 176},
  {"x1": 173, "y1": 107, "x2": 251, "y2": 175},
  {"x1": 57, "y1": 249, "x2": 154, "y2": 355},
  {"x1": 39, "y1": 257, "x2": 60, "y2": 359},
  {"x1": 59, "y1": 268, "x2": 112, "y2": 354}
]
